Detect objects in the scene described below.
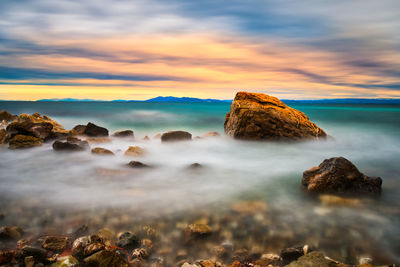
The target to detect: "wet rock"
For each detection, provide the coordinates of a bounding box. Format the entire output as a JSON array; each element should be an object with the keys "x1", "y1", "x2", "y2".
[
  {"x1": 0, "y1": 226, "x2": 24, "y2": 240},
  {"x1": 233, "y1": 249, "x2": 252, "y2": 263},
  {"x1": 198, "y1": 260, "x2": 216, "y2": 267},
  {"x1": 84, "y1": 242, "x2": 105, "y2": 257},
  {"x1": 53, "y1": 255, "x2": 79, "y2": 266},
  {"x1": 302, "y1": 157, "x2": 382, "y2": 194},
  {"x1": 131, "y1": 248, "x2": 150, "y2": 260},
  {"x1": 202, "y1": 132, "x2": 220, "y2": 138},
  {"x1": 285, "y1": 251, "x2": 331, "y2": 267},
  {"x1": 42, "y1": 235, "x2": 70, "y2": 253},
  {"x1": 185, "y1": 224, "x2": 212, "y2": 241},
  {"x1": 161, "y1": 131, "x2": 192, "y2": 142},
  {"x1": 73, "y1": 224, "x2": 89, "y2": 238},
  {"x1": 70, "y1": 125, "x2": 86, "y2": 136},
  {"x1": 17, "y1": 246, "x2": 47, "y2": 262},
  {"x1": 86, "y1": 137, "x2": 111, "y2": 144},
  {"x1": 91, "y1": 147, "x2": 114, "y2": 155},
  {"x1": 125, "y1": 146, "x2": 145, "y2": 157},
  {"x1": 255, "y1": 253, "x2": 282, "y2": 266},
  {"x1": 97, "y1": 228, "x2": 114, "y2": 246},
  {"x1": 224, "y1": 92, "x2": 327, "y2": 140},
  {"x1": 280, "y1": 245, "x2": 310, "y2": 265},
  {"x1": 0, "y1": 110, "x2": 15, "y2": 122},
  {"x1": 116, "y1": 232, "x2": 140, "y2": 251},
  {"x1": 8, "y1": 134, "x2": 43, "y2": 149},
  {"x1": 52, "y1": 140, "x2": 87, "y2": 151},
  {"x1": 84, "y1": 122, "x2": 109, "y2": 137},
  {"x1": 0, "y1": 129, "x2": 9, "y2": 144},
  {"x1": 71, "y1": 236, "x2": 90, "y2": 259},
  {"x1": 318, "y1": 194, "x2": 360, "y2": 206},
  {"x1": 6, "y1": 121, "x2": 53, "y2": 139},
  {"x1": 83, "y1": 250, "x2": 129, "y2": 267},
  {"x1": 359, "y1": 257, "x2": 373, "y2": 265},
  {"x1": 113, "y1": 130, "x2": 134, "y2": 138},
  {"x1": 24, "y1": 256, "x2": 35, "y2": 267},
  {"x1": 231, "y1": 201, "x2": 268, "y2": 214},
  {"x1": 128, "y1": 161, "x2": 150, "y2": 168}
]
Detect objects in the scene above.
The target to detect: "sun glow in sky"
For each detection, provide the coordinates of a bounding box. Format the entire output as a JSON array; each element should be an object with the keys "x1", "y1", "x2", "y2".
[{"x1": 1, "y1": 0, "x2": 400, "y2": 100}]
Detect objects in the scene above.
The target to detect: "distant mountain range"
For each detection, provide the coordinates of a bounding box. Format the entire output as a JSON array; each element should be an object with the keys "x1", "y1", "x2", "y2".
[{"x1": 15, "y1": 96, "x2": 400, "y2": 104}]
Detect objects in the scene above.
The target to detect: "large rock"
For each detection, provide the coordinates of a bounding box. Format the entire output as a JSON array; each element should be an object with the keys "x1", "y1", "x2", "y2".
[
  {"x1": 224, "y1": 92, "x2": 327, "y2": 141},
  {"x1": 91, "y1": 147, "x2": 114, "y2": 155},
  {"x1": 161, "y1": 131, "x2": 192, "y2": 142},
  {"x1": 0, "y1": 110, "x2": 15, "y2": 122},
  {"x1": 285, "y1": 251, "x2": 332, "y2": 267},
  {"x1": 302, "y1": 157, "x2": 382, "y2": 194},
  {"x1": 113, "y1": 130, "x2": 134, "y2": 138},
  {"x1": 83, "y1": 250, "x2": 128, "y2": 267},
  {"x1": 8, "y1": 135, "x2": 43, "y2": 149},
  {"x1": 124, "y1": 146, "x2": 145, "y2": 157},
  {"x1": 0, "y1": 129, "x2": 9, "y2": 144},
  {"x1": 84, "y1": 122, "x2": 109, "y2": 137}
]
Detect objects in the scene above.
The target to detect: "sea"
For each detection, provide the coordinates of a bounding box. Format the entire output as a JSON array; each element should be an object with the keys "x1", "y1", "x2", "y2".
[{"x1": 0, "y1": 101, "x2": 399, "y2": 264}]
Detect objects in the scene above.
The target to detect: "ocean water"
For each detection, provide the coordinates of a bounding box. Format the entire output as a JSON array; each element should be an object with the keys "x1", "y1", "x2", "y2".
[{"x1": 0, "y1": 101, "x2": 400, "y2": 264}]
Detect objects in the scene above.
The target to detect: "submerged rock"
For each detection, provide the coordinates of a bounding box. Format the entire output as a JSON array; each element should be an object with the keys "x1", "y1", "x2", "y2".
[
  {"x1": 318, "y1": 194, "x2": 360, "y2": 206},
  {"x1": 285, "y1": 251, "x2": 332, "y2": 267},
  {"x1": 202, "y1": 132, "x2": 220, "y2": 138},
  {"x1": 83, "y1": 250, "x2": 128, "y2": 267},
  {"x1": 116, "y1": 232, "x2": 140, "y2": 251},
  {"x1": 302, "y1": 157, "x2": 382, "y2": 194},
  {"x1": 280, "y1": 245, "x2": 310, "y2": 265},
  {"x1": 42, "y1": 235, "x2": 70, "y2": 253},
  {"x1": 84, "y1": 122, "x2": 109, "y2": 137},
  {"x1": 52, "y1": 140, "x2": 88, "y2": 151},
  {"x1": 185, "y1": 224, "x2": 212, "y2": 241},
  {"x1": 9, "y1": 134, "x2": 43, "y2": 149},
  {"x1": 161, "y1": 131, "x2": 192, "y2": 142},
  {"x1": 0, "y1": 226, "x2": 24, "y2": 241},
  {"x1": 91, "y1": 147, "x2": 114, "y2": 155},
  {"x1": 125, "y1": 146, "x2": 145, "y2": 157},
  {"x1": 113, "y1": 130, "x2": 134, "y2": 138},
  {"x1": 224, "y1": 92, "x2": 327, "y2": 141},
  {"x1": 127, "y1": 161, "x2": 150, "y2": 168}
]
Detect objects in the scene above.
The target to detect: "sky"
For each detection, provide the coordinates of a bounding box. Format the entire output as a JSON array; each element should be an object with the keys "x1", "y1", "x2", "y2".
[{"x1": 1, "y1": 0, "x2": 400, "y2": 100}]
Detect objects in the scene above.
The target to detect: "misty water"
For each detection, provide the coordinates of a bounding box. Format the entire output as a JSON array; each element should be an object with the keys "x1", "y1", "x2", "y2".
[{"x1": 0, "y1": 101, "x2": 400, "y2": 264}]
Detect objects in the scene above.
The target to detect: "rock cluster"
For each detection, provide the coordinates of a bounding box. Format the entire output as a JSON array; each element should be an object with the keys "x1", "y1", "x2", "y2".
[{"x1": 224, "y1": 92, "x2": 327, "y2": 141}]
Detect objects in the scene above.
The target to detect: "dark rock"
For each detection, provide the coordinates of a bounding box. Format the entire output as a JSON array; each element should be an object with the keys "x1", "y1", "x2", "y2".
[
  {"x1": 0, "y1": 226, "x2": 23, "y2": 241},
  {"x1": 84, "y1": 122, "x2": 109, "y2": 137},
  {"x1": 185, "y1": 224, "x2": 212, "y2": 241},
  {"x1": 116, "y1": 232, "x2": 141, "y2": 251},
  {"x1": 224, "y1": 92, "x2": 327, "y2": 141},
  {"x1": 161, "y1": 131, "x2": 192, "y2": 142},
  {"x1": 232, "y1": 249, "x2": 252, "y2": 263},
  {"x1": 113, "y1": 130, "x2": 134, "y2": 138},
  {"x1": 84, "y1": 242, "x2": 105, "y2": 257},
  {"x1": 16, "y1": 246, "x2": 47, "y2": 262},
  {"x1": 83, "y1": 249, "x2": 129, "y2": 267},
  {"x1": 73, "y1": 224, "x2": 89, "y2": 238},
  {"x1": 42, "y1": 235, "x2": 70, "y2": 253},
  {"x1": 70, "y1": 124, "x2": 86, "y2": 136},
  {"x1": 127, "y1": 161, "x2": 150, "y2": 168},
  {"x1": 91, "y1": 147, "x2": 114, "y2": 155},
  {"x1": 52, "y1": 140, "x2": 88, "y2": 151},
  {"x1": 302, "y1": 157, "x2": 382, "y2": 194},
  {"x1": 285, "y1": 251, "x2": 332, "y2": 267},
  {"x1": 0, "y1": 250, "x2": 14, "y2": 265},
  {"x1": 187, "y1": 163, "x2": 202, "y2": 169},
  {"x1": 9, "y1": 135, "x2": 43, "y2": 149},
  {"x1": 6, "y1": 121, "x2": 53, "y2": 139},
  {"x1": 0, "y1": 129, "x2": 10, "y2": 144},
  {"x1": 280, "y1": 245, "x2": 308, "y2": 265},
  {"x1": 0, "y1": 110, "x2": 14, "y2": 122}
]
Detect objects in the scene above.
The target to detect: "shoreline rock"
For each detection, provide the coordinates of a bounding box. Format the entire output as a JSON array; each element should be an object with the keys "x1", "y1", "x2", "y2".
[
  {"x1": 84, "y1": 122, "x2": 109, "y2": 137},
  {"x1": 302, "y1": 157, "x2": 382, "y2": 194},
  {"x1": 161, "y1": 131, "x2": 192, "y2": 142},
  {"x1": 224, "y1": 92, "x2": 327, "y2": 141}
]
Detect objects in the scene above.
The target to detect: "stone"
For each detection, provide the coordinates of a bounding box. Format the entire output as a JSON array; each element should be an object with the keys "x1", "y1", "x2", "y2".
[
  {"x1": 70, "y1": 125, "x2": 86, "y2": 136},
  {"x1": 231, "y1": 201, "x2": 268, "y2": 214},
  {"x1": 53, "y1": 255, "x2": 79, "y2": 267},
  {"x1": 0, "y1": 226, "x2": 23, "y2": 240},
  {"x1": 6, "y1": 121, "x2": 53, "y2": 139},
  {"x1": 0, "y1": 129, "x2": 9, "y2": 144},
  {"x1": 182, "y1": 263, "x2": 198, "y2": 267},
  {"x1": 224, "y1": 92, "x2": 327, "y2": 141},
  {"x1": 52, "y1": 140, "x2": 87, "y2": 151},
  {"x1": 280, "y1": 245, "x2": 309, "y2": 265},
  {"x1": 84, "y1": 242, "x2": 105, "y2": 257},
  {"x1": 86, "y1": 137, "x2": 111, "y2": 144},
  {"x1": 24, "y1": 256, "x2": 35, "y2": 267},
  {"x1": 198, "y1": 260, "x2": 216, "y2": 267},
  {"x1": 302, "y1": 157, "x2": 382, "y2": 194},
  {"x1": 185, "y1": 224, "x2": 212, "y2": 240},
  {"x1": 131, "y1": 248, "x2": 150, "y2": 260},
  {"x1": 9, "y1": 135, "x2": 43, "y2": 149},
  {"x1": 318, "y1": 194, "x2": 360, "y2": 206},
  {"x1": 116, "y1": 232, "x2": 140, "y2": 251},
  {"x1": 83, "y1": 250, "x2": 129, "y2": 267},
  {"x1": 0, "y1": 110, "x2": 14, "y2": 122},
  {"x1": 127, "y1": 161, "x2": 150, "y2": 168},
  {"x1": 13, "y1": 113, "x2": 68, "y2": 139},
  {"x1": 161, "y1": 131, "x2": 192, "y2": 142},
  {"x1": 113, "y1": 130, "x2": 134, "y2": 138},
  {"x1": 91, "y1": 147, "x2": 114, "y2": 155},
  {"x1": 232, "y1": 249, "x2": 252, "y2": 263},
  {"x1": 17, "y1": 246, "x2": 47, "y2": 262},
  {"x1": 255, "y1": 253, "x2": 282, "y2": 266},
  {"x1": 97, "y1": 228, "x2": 114, "y2": 246},
  {"x1": 202, "y1": 132, "x2": 220, "y2": 138},
  {"x1": 84, "y1": 122, "x2": 109, "y2": 137},
  {"x1": 42, "y1": 235, "x2": 70, "y2": 253},
  {"x1": 124, "y1": 146, "x2": 145, "y2": 157},
  {"x1": 285, "y1": 251, "x2": 332, "y2": 267}
]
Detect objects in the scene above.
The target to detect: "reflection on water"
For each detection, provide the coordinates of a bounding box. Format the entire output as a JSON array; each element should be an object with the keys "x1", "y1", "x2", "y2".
[{"x1": 0, "y1": 102, "x2": 399, "y2": 264}]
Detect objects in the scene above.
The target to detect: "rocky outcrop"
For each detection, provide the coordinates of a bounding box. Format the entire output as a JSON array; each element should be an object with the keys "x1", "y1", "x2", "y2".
[
  {"x1": 91, "y1": 147, "x2": 114, "y2": 155},
  {"x1": 0, "y1": 110, "x2": 16, "y2": 122},
  {"x1": 112, "y1": 130, "x2": 134, "y2": 138},
  {"x1": 161, "y1": 131, "x2": 192, "y2": 142},
  {"x1": 0, "y1": 129, "x2": 9, "y2": 144},
  {"x1": 224, "y1": 92, "x2": 327, "y2": 141},
  {"x1": 8, "y1": 135, "x2": 43, "y2": 149},
  {"x1": 302, "y1": 157, "x2": 382, "y2": 194},
  {"x1": 69, "y1": 125, "x2": 86, "y2": 136},
  {"x1": 83, "y1": 122, "x2": 109, "y2": 137}
]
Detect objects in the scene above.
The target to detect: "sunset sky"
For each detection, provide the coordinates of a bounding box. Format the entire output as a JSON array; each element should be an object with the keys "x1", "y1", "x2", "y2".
[{"x1": 1, "y1": 0, "x2": 400, "y2": 100}]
